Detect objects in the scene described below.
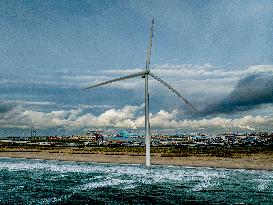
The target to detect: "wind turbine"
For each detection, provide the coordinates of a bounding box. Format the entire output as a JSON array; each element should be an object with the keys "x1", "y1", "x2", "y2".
[{"x1": 83, "y1": 19, "x2": 198, "y2": 167}]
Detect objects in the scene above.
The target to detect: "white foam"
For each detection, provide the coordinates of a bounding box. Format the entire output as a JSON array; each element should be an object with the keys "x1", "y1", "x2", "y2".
[
  {"x1": 1, "y1": 157, "x2": 273, "y2": 194},
  {"x1": 252, "y1": 178, "x2": 272, "y2": 191},
  {"x1": 0, "y1": 158, "x2": 227, "y2": 183},
  {"x1": 80, "y1": 178, "x2": 136, "y2": 190}
]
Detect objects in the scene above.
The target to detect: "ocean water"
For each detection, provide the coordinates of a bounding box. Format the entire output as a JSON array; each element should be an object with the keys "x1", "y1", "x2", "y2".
[{"x1": 0, "y1": 158, "x2": 272, "y2": 204}]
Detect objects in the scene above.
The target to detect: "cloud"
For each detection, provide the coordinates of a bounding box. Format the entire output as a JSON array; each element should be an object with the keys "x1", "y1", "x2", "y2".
[
  {"x1": 81, "y1": 64, "x2": 273, "y2": 99},
  {"x1": 3, "y1": 100, "x2": 55, "y2": 106},
  {"x1": 104, "y1": 68, "x2": 143, "y2": 75},
  {"x1": 0, "y1": 104, "x2": 271, "y2": 131},
  {"x1": 101, "y1": 63, "x2": 245, "y2": 80},
  {"x1": 0, "y1": 102, "x2": 15, "y2": 113},
  {"x1": 202, "y1": 72, "x2": 273, "y2": 115},
  {"x1": 102, "y1": 64, "x2": 273, "y2": 81},
  {"x1": 178, "y1": 115, "x2": 267, "y2": 131},
  {"x1": 6, "y1": 63, "x2": 272, "y2": 104},
  {"x1": 2, "y1": 64, "x2": 273, "y2": 129}
]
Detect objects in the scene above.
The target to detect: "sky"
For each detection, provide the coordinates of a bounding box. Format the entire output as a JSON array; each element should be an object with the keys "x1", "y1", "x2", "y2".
[{"x1": 1, "y1": 0, "x2": 273, "y2": 136}]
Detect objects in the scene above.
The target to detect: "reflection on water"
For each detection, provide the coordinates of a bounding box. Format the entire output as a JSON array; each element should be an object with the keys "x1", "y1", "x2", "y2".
[{"x1": 0, "y1": 157, "x2": 272, "y2": 204}]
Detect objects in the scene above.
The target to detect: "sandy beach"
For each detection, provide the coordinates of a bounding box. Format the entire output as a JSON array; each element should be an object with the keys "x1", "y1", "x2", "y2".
[{"x1": 0, "y1": 149, "x2": 273, "y2": 170}]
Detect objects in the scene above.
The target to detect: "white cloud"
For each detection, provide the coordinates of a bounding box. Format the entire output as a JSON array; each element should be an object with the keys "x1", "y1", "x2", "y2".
[
  {"x1": 62, "y1": 75, "x2": 112, "y2": 82},
  {"x1": 71, "y1": 64, "x2": 273, "y2": 96},
  {"x1": 0, "y1": 104, "x2": 271, "y2": 131},
  {"x1": 2, "y1": 100, "x2": 55, "y2": 106},
  {"x1": 26, "y1": 63, "x2": 272, "y2": 99},
  {"x1": 0, "y1": 79, "x2": 16, "y2": 84},
  {"x1": 248, "y1": 65, "x2": 273, "y2": 73},
  {"x1": 2, "y1": 64, "x2": 273, "y2": 131},
  {"x1": 100, "y1": 64, "x2": 273, "y2": 80},
  {"x1": 104, "y1": 68, "x2": 143, "y2": 75},
  {"x1": 177, "y1": 115, "x2": 267, "y2": 131}
]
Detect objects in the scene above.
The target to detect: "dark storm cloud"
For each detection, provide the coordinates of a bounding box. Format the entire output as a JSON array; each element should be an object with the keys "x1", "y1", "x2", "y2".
[{"x1": 202, "y1": 73, "x2": 273, "y2": 115}]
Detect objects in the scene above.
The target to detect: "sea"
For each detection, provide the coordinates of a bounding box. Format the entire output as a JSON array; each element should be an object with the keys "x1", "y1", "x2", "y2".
[{"x1": 0, "y1": 157, "x2": 272, "y2": 204}]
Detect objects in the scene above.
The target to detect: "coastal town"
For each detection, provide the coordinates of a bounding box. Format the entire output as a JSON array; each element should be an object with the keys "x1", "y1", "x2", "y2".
[{"x1": 1, "y1": 129, "x2": 273, "y2": 148}]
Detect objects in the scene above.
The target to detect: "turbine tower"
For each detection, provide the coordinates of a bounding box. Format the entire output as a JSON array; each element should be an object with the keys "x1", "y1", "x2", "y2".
[{"x1": 83, "y1": 19, "x2": 198, "y2": 167}]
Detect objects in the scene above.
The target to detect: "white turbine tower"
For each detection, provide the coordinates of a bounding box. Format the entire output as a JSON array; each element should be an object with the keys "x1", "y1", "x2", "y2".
[{"x1": 83, "y1": 19, "x2": 198, "y2": 167}]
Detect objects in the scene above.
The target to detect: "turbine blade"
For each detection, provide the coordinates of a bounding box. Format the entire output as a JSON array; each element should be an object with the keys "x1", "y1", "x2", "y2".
[
  {"x1": 145, "y1": 18, "x2": 154, "y2": 71},
  {"x1": 83, "y1": 71, "x2": 147, "y2": 90},
  {"x1": 149, "y1": 72, "x2": 198, "y2": 112}
]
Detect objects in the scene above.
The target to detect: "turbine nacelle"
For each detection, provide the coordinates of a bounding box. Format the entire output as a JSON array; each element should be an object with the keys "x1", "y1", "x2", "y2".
[{"x1": 83, "y1": 70, "x2": 198, "y2": 113}]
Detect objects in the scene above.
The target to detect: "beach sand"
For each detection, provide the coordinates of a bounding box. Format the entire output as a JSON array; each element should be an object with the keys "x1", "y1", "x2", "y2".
[{"x1": 0, "y1": 149, "x2": 272, "y2": 170}]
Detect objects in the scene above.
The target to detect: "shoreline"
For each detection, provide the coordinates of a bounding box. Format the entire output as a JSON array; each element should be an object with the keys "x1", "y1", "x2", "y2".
[{"x1": 0, "y1": 150, "x2": 273, "y2": 171}]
